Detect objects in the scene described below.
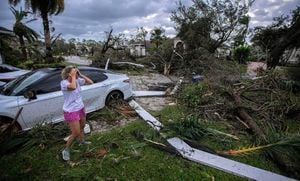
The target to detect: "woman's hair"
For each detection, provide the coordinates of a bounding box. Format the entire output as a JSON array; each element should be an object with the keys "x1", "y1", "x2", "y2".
[{"x1": 61, "y1": 65, "x2": 75, "y2": 80}]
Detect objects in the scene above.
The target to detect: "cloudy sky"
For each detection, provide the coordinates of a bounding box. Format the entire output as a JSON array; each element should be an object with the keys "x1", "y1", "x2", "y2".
[{"x1": 0, "y1": 0, "x2": 299, "y2": 41}]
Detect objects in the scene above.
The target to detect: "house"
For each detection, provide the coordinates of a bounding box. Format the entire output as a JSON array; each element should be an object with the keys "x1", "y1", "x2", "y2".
[
  {"x1": 286, "y1": 48, "x2": 300, "y2": 65},
  {"x1": 173, "y1": 37, "x2": 186, "y2": 51},
  {"x1": 129, "y1": 43, "x2": 146, "y2": 57}
]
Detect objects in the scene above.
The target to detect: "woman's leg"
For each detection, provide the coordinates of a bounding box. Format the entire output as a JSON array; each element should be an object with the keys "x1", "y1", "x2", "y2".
[
  {"x1": 66, "y1": 121, "x2": 81, "y2": 148},
  {"x1": 79, "y1": 116, "x2": 86, "y2": 142}
]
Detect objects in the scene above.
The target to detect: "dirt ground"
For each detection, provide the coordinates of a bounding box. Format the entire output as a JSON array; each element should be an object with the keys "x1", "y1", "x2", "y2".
[
  {"x1": 89, "y1": 73, "x2": 177, "y2": 134},
  {"x1": 247, "y1": 62, "x2": 267, "y2": 77}
]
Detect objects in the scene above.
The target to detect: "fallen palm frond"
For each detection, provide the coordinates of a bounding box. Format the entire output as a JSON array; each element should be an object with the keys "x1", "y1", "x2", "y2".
[
  {"x1": 131, "y1": 129, "x2": 178, "y2": 155},
  {"x1": 217, "y1": 135, "x2": 300, "y2": 156},
  {"x1": 113, "y1": 104, "x2": 137, "y2": 118},
  {"x1": 108, "y1": 100, "x2": 137, "y2": 118},
  {"x1": 0, "y1": 123, "x2": 69, "y2": 155},
  {"x1": 164, "y1": 116, "x2": 238, "y2": 141}
]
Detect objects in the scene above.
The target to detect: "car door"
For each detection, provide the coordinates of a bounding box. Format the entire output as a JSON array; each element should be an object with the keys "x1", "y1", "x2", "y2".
[
  {"x1": 80, "y1": 70, "x2": 108, "y2": 113},
  {"x1": 18, "y1": 73, "x2": 64, "y2": 128}
]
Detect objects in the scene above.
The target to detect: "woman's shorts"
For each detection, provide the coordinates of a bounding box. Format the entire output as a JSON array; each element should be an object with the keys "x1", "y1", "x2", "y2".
[{"x1": 64, "y1": 108, "x2": 86, "y2": 123}]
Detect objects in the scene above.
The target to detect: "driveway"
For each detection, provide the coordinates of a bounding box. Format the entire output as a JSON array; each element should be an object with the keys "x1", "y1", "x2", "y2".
[
  {"x1": 89, "y1": 73, "x2": 177, "y2": 133},
  {"x1": 129, "y1": 73, "x2": 176, "y2": 111}
]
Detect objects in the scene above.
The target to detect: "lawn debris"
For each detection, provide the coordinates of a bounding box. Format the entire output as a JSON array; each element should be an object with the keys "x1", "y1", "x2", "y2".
[
  {"x1": 0, "y1": 122, "x2": 69, "y2": 155},
  {"x1": 0, "y1": 107, "x2": 23, "y2": 136},
  {"x1": 83, "y1": 148, "x2": 108, "y2": 158},
  {"x1": 110, "y1": 100, "x2": 137, "y2": 118}
]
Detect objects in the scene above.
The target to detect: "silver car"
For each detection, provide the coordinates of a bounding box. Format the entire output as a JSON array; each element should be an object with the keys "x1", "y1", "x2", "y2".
[
  {"x1": 0, "y1": 64, "x2": 30, "y2": 83},
  {"x1": 0, "y1": 67, "x2": 133, "y2": 131}
]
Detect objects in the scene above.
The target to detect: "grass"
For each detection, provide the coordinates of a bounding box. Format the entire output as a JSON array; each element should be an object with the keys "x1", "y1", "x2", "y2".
[
  {"x1": 0, "y1": 121, "x2": 244, "y2": 181},
  {"x1": 156, "y1": 105, "x2": 287, "y2": 177}
]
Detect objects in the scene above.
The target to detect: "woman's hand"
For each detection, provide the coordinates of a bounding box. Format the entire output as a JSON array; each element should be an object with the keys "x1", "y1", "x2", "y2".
[
  {"x1": 69, "y1": 68, "x2": 77, "y2": 78},
  {"x1": 76, "y1": 68, "x2": 82, "y2": 77}
]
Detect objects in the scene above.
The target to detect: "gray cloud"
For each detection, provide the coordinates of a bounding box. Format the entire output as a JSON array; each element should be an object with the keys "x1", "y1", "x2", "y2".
[
  {"x1": 249, "y1": 0, "x2": 299, "y2": 27},
  {"x1": 0, "y1": 0, "x2": 299, "y2": 41}
]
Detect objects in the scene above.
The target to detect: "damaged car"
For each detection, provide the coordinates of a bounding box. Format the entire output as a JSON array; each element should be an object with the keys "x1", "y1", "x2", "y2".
[{"x1": 0, "y1": 66, "x2": 133, "y2": 131}]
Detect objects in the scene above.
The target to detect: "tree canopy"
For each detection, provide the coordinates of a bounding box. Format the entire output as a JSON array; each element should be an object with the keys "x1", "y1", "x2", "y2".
[
  {"x1": 9, "y1": 0, "x2": 65, "y2": 62},
  {"x1": 251, "y1": 6, "x2": 300, "y2": 67},
  {"x1": 150, "y1": 27, "x2": 166, "y2": 49},
  {"x1": 171, "y1": 0, "x2": 253, "y2": 53},
  {"x1": 11, "y1": 7, "x2": 39, "y2": 60}
]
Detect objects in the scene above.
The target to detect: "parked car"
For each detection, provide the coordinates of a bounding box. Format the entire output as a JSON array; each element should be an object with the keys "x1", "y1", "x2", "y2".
[
  {"x1": 0, "y1": 66, "x2": 133, "y2": 131},
  {"x1": 0, "y1": 81, "x2": 6, "y2": 88},
  {"x1": 0, "y1": 64, "x2": 30, "y2": 83}
]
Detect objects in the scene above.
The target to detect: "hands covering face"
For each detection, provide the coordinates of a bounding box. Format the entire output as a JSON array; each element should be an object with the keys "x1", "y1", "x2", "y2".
[{"x1": 69, "y1": 68, "x2": 77, "y2": 78}]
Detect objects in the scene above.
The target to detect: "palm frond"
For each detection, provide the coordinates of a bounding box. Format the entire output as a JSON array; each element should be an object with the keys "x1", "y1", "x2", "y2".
[
  {"x1": 217, "y1": 135, "x2": 300, "y2": 156},
  {"x1": 165, "y1": 116, "x2": 237, "y2": 141}
]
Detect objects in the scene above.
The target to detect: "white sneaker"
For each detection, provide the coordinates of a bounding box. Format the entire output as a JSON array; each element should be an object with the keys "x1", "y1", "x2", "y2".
[{"x1": 62, "y1": 149, "x2": 70, "y2": 161}]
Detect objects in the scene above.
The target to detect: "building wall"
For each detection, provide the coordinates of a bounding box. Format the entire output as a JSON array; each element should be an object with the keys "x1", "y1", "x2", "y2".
[
  {"x1": 130, "y1": 44, "x2": 146, "y2": 57},
  {"x1": 288, "y1": 48, "x2": 300, "y2": 64}
]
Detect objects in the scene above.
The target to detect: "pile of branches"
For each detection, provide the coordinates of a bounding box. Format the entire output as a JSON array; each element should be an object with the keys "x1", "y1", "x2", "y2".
[
  {"x1": 0, "y1": 123, "x2": 69, "y2": 155},
  {"x1": 176, "y1": 58, "x2": 300, "y2": 177}
]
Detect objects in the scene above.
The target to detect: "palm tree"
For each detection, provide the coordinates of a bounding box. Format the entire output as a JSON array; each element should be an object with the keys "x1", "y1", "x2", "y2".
[
  {"x1": 9, "y1": 0, "x2": 64, "y2": 62},
  {"x1": 10, "y1": 7, "x2": 38, "y2": 60},
  {"x1": 150, "y1": 27, "x2": 166, "y2": 49}
]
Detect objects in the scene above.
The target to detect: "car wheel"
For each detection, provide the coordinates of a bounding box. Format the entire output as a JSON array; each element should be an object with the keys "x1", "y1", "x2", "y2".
[
  {"x1": 105, "y1": 91, "x2": 123, "y2": 106},
  {"x1": 0, "y1": 117, "x2": 21, "y2": 135}
]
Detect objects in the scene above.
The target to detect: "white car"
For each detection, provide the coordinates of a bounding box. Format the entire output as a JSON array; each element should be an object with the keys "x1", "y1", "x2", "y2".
[
  {"x1": 0, "y1": 66, "x2": 133, "y2": 131},
  {"x1": 0, "y1": 64, "x2": 30, "y2": 83}
]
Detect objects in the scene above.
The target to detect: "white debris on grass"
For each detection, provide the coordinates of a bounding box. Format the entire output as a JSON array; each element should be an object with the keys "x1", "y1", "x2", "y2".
[
  {"x1": 130, "y1": 98, "x2": 295, "y2": 181},
  {"x1": 167, "y1": 137, "x2": 295, "y2": 181}
]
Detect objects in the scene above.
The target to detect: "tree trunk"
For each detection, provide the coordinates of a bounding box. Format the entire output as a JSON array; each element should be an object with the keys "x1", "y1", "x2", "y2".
[
  {"x1": 233, "y1": 88, "x2": 267, "y2": 142},
  {"x1": 41, "y1": 12, "x2": 54, "y2": 63},
  {"x1": 19, "y1": 36, "x2": 27, "y2": 60},
  {"x1": 164, "y1": 63, "x2": 171, "y2": 76}
]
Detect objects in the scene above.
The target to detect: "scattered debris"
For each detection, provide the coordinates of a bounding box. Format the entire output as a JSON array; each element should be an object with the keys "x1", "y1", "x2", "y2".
[
  {"x1": 129, "y1": 100, "x2": 163, "y2": 131},
  {"x1": 167, "y1": 137, "x2": 295, "y2": 181},
  {"x1": 83, "y1": 148, "x2": 108, "y2": 158},
  {"x1": 129, "y1": 98, "x2": 295, "y2": 180},
  {"x1": 113, "y1": 62, "x2": 144, "y2": 68},
  {"x1": 133, "y1": 91, "x2": 166, "y2": 97},
  {"x1": 0, "y1": 107, "x2": 23, "y2": 136}
]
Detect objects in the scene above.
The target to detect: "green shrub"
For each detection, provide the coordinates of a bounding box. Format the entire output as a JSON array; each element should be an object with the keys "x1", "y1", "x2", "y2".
[
  {"x1": 18, "y1": 60, "x2": 35, "y2": 69},
  {"x1": 18, "y1": 61, "x2": 65, "y2": 70},
  {"x1": 233, "y1": 45, "x2": 250, "y2": 64},
  {"x1": 180, "y1": 83, "x2": 213, "y2": 108}
]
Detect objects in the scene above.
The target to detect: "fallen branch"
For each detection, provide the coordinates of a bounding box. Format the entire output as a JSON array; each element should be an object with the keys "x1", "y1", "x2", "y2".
[
  {"x1": 131, "y1": 129, "x2": 178, "y2": 155},
  {"x1": 0, "y1": 107, "x2": 23, "y2": 136},
  {"x1": 233, "y1": 86, "x2": 267, "y2": 142}
]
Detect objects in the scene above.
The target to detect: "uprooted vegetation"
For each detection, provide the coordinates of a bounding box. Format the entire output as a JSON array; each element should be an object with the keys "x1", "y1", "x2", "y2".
[{"x1": 158, "y1": 57, "x2": 300, "y2": 178}]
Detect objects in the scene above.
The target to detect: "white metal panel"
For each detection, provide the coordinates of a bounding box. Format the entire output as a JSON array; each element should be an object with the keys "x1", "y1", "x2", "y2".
[
  {"x1": 129, "y1": 100, "x2": 162, "y2": 131},
  {"x1": 133, "y1": 91, "x2": 166, "y2": 97},
  {"x1": 167, "y1": 137, "x2": 295, "y2": 181}
]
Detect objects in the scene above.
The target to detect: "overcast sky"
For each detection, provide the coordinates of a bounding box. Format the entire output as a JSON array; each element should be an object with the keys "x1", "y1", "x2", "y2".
[{"x1": 0, "y1": 0, "x2": 299, "y2": 42}]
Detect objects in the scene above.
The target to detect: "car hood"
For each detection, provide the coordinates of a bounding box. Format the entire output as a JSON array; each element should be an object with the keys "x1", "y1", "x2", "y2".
[
  {"x1": 0, "y1": 70, "x2": 30, "y2": 79},
  {"x1": 0, "y1": 94, "x2": 18, "y2": 105}
]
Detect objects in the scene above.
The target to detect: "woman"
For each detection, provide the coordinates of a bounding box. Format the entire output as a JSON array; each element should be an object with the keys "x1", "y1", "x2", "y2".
[{"x1": 60, "y1": 66, "x2": 93, "y2": 161}]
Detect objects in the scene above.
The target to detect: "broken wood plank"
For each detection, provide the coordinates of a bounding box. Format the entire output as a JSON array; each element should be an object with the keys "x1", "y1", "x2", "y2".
[
  {"x1": 113, "y1": 62, "x2": 145, "y2": 68},
  {"x1": 167, "y1": 137, "x2": 295, "y2": 181},
  {"x1": 128, "y1": 100, "x2": 163, "y2": 131},
  {"x1": 170, "y1": 78, "x2": 183, "y2": 95}
]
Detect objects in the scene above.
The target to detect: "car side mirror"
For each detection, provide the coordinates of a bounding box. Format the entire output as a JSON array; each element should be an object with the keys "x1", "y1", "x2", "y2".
[{"x1": 24, "y1": 90, "x2": 37, "y2": 101}]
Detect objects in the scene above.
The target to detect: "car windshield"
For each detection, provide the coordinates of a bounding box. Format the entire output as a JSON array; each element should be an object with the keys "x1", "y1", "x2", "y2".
[{"x1": 0, "y1": 71, "x2": 48, "y2": 96}]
